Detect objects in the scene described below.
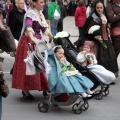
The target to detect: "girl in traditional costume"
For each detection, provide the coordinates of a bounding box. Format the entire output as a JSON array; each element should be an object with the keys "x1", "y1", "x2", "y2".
[
  {"x1": 48, "y1": 46, "x2": 95, "y2": 99},
  {"x1": 77, "y1": 41, "x2": 116, "y2": 85}
]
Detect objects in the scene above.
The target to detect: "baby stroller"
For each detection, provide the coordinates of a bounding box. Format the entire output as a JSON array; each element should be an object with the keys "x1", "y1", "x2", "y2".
[
  {"x1": 53, "y1": 35, "x2": 110, "y2": 100},
  {"x1": 38, "y1": 49, "x2": 92, "y2": 114},
  {"x1": 38, "y1": 93, "x2": 89, "y2": 114},
  {"x1": 27, "y1": 41, "x2": 90, "y2": 114}
]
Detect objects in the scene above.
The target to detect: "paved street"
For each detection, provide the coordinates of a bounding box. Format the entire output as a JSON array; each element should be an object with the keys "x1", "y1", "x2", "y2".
[{"x1": 1, "y1": 17, "x2": 120, "y2": 120}]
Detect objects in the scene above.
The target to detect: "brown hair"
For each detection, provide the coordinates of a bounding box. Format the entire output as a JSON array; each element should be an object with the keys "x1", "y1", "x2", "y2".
[{"x1": 78, "y1": 0, "x2": 85, "y2": 7}]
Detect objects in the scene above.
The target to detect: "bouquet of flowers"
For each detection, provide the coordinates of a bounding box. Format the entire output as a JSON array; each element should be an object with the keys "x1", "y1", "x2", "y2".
[
  {"x1": 52, "y1": 31, "x2": 70, "y2": 44},
  {"x1": 88, "y1": 25, "x2": 107, "y2": 49}
]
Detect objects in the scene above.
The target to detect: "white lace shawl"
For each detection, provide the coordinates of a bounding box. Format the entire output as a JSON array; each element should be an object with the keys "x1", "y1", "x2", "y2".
[{"x1": 20, "y1": 8, "x2": 49, "y2": 41}]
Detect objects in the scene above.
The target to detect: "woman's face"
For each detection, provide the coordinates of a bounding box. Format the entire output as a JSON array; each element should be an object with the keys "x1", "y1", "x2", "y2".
[
  {"x1": 17, "y1": 0, "x2": 25, "y2": 10},
  {"x1": 34, "y1": 0, "x2": 44, "y2": 11},
  {"x1": 55, "y1": 48, "x2": 65, "y2": 61},
  {"x1": 83, "y1": 45, "x2": 90, "y2": 53},
  {"x1": 96, "y1": 2, "x2": 104, "y2": 16}
]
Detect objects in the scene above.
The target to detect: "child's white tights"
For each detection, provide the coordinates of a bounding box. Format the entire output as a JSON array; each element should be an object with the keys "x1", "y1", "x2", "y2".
[
  {"x1": 81, "y1": 89, "x2": 93, "y2": 98},
  {"x1": 87, "y1": 89, "x2": 94, "y2": 95}
]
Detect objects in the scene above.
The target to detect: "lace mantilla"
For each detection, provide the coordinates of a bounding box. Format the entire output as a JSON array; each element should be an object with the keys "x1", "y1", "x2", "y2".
[{"x1": 26, "y1": 8, "x2": 48, "y2": 28}]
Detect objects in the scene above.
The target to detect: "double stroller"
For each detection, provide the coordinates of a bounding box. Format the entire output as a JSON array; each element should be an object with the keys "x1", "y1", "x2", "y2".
[
  {"x1": 27, "y1": 41, "x2": 90, "y2": 114},
  {"x1": 52, "y1": 36, "x2": 110, "y2": 99},
  {"x1": 38, "y1": 48, "x2": 91, "y2": 114},
  {"x1": 36, "y1": 35, "x2": 109, "y2": 114}
]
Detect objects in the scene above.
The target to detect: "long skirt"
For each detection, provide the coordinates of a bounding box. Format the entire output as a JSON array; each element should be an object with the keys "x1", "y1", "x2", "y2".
[
  {"x1": 97, "y1": 40, "x2": 118, "y2": 73},
  {"x1": 50, "y1": 74, "x2": 94, "y2": 94},
  {"x1": 12, "y1": 35, "x2": 49, "y2": 91}
]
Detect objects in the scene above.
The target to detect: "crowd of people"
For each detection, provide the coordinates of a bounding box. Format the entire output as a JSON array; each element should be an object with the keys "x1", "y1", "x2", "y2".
[{"x1": 0, "y1": 0, "x2": 120, "y2": 119}]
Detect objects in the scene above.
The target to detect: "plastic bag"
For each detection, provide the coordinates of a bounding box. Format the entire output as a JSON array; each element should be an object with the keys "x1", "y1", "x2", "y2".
[{"x1": 54, "y1": 9, "x2": 60, "y2": 20}]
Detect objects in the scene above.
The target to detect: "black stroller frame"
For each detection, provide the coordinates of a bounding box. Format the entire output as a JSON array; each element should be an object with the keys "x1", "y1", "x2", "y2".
[{"x1": 53, "y1": 37, "x2": 110, "y2": 100}]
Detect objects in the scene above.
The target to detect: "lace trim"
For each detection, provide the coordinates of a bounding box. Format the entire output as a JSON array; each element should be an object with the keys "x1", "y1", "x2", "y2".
[{"x1": 26, "y1": 8, "x2": 48, "y2": 28}]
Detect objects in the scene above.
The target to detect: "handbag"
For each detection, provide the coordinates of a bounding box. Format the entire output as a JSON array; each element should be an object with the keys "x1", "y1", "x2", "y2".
[
  {"x1": 24, "y1": 43, "x2": 41, "y2": 75},
  {"x1": 110, "y1": 26, "x2": 120, "y2": 37},
  {"x1": 0, "y1": 25, "x2": 16, "y2": 52},
  {"x1": 33, "y1": 41, "x2": 48, "y2": 71},
  {"x1": 24, "y1": 41, "x2": 49, "y2": 75},
  {"x1": 0, "y1": 72, "x2": 9, "y2": 98}
]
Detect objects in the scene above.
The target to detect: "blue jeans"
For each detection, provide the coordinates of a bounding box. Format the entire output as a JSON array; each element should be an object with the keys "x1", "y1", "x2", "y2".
[
  {"x1": 50, "y1": 19, "x2": 58, "y2": 36},
  {"x1": 0, "y1": 96, "x2": 2, "y2": 120},
  {"x1": 78, "y1": 27, "x2": 84, "y2": 39}
]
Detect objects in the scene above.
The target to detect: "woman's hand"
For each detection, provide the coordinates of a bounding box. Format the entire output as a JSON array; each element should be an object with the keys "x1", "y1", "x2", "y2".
[
  {"x1": 94, "y1": 35, "x2": 102, "y2": 41},
  {"x1": 34, "y1": 38, "x2": 40, "y2": 44},
  {"x1": 48, "y1": 32, "x2": 53, "y2": 39}
]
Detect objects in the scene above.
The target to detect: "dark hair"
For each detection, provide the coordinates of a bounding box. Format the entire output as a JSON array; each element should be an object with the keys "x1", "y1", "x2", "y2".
[
  {"x1": 93, "y1": 0, "x2": 108, "y2": 18},
  {"x1": 44, "y1": 0, "x2": 49, "y2": 3},
  {"x1": 78, "y1": 0, "x2": 85, "y2": 7},
  {"x1": 51, "y1": 0, "x2": 55, "y2": 2},
  {"x1": 57, "y1": 0, "x2": 63, "y2": 5},
  {"x1": 32, "y1": 0, "x2": 37, "y2": 2},
  {"x1": 54, "y1": 46, "x2": 62, "y2": 53}
]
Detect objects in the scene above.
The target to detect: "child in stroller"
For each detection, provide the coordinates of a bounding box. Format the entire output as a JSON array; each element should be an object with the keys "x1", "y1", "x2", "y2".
[
  {"x1": 38, "y1": 46, "x2": 96, "y2": 114},
  {"x1": 76, "y1": 41, "x2": 116, "y2": 85},
  {"x1": 49, "y1": 46, "x2": 94, "y2": 98},
  {"x1": 52, "y1": 31, "x2": 112, "y2": 99}
]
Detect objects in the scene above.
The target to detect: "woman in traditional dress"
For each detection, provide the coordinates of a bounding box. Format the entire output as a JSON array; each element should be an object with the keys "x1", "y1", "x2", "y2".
[
  {"x1": 12, "y1": 0, "x2": 53, "y2": 100},
  {"x1": 78, "y1": 0, "x2": 119, "y2": 78}
]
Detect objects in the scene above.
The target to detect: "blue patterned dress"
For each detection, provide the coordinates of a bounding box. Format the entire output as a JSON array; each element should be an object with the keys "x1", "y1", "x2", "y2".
[{"x1": 48, "y1": 49, "x2": 94, "y2": 94}]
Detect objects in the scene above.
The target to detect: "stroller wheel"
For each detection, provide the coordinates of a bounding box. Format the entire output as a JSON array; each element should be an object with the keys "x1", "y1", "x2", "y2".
[
  {"x1": 102, "y1": 89, "x2": 109, "y2": 96},
  {"x1": 94, "y1": 90, "x2": 103, "y2": 100},
  {"x1": 38, "y1": 101, "x2": 49, "y2": 113},
  {"x1": 82, "y1": 101, "x2": 89, "y2": 111},
  {"x1": 72, "y1": 103, "x2": 82, "y2": 114}
]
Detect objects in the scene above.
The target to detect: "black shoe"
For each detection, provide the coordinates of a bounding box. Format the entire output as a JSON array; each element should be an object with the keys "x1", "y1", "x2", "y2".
[
  {"x1": 42, "y1": 91, "x2": 48, "y2": 99},
  {"x1": 110, "y1": 82, "x2": 115, "y2": 85},
  {"x1": 10, "y1": 68, "x2": 13, "y2": 75},
  {"x1": 22, "y1": 91, "x2": 34, "y2": 100}
]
